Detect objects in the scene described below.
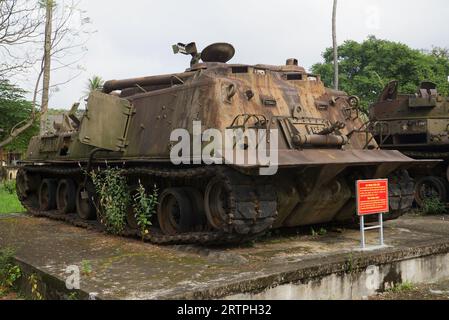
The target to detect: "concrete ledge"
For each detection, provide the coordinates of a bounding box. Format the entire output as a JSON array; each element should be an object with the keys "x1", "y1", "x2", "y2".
[
  {"x1": 1, "y1": 213, "x2": 449, "y2": 300},
  {"x1": 13, "y1": 257, "x2": 91, "y2": 300},
  {"x1": 225, "y1": 242, "x2": 449, "y2": 300}
]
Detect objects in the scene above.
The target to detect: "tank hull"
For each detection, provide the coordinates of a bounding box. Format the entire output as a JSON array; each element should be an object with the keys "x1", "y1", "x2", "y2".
[
  {"x1": 18, "y1": 51, "x2": 425, "y2": 244},
  {"x1": 370, "y1": 81, "x2": 449, "y2": 207},
  {"x1": 19, "y1": 147, "x2": 419, "y2": 232}
]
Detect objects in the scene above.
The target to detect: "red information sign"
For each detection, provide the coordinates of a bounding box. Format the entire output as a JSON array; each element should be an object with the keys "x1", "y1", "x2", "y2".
[{"x1": 356, "y1": 179, "x2": 389, "y2": 216}]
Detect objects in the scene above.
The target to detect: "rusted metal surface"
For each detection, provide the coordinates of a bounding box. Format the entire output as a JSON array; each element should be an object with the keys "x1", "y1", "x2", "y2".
[
  {"x1": 370, "y1": 81, "x2": 449, "y2": 206},
  {"x1": 19, "y1": 42, "x2": 421, "y2": 242},
  {"x1": 370, "y1": 81, "x2": 449, "y2": 150},
  {"x1": 103, "y1": 72, "x2": 196, "y2": 94},
  {"x1": 237, "y1": 149, "x2": 415, "y2": 168}
]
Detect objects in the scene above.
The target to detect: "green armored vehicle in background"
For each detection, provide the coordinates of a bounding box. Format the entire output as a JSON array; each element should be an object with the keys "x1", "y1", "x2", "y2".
[
  {"x1": 370, "y1": 81, "x2": 449, "y2": 206},
  {"x1": 17, "y1": 42, "x2": 420, "y2": 245}
]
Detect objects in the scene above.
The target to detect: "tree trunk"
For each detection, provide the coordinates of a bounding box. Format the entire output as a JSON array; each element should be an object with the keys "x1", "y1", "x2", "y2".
[
  {"x1": 40, "y1": 1, "x2": 53, "y2": 135},
  {"x1": 332, "y1": 0, "x2": 339, "y2": 90}
]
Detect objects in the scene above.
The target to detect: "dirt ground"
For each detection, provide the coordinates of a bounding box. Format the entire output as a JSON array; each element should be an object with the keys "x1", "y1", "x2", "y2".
[
  {"x1": 369, "y1": 279, "x2": 449, "y2": 300},
  {"x1": 0, "y1": 286, "x2": 20, "y2": 300}
]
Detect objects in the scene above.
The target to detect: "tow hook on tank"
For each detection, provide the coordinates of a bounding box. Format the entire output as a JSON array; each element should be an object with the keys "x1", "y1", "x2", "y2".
[{"x1": 224, "y1": 83, "x2": 237, "y2": 103}]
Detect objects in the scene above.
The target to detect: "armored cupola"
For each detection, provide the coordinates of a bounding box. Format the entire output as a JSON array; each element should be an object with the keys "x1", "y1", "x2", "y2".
[{"x1": 173, "y1": 42, "x2": 235, "y2": 67}]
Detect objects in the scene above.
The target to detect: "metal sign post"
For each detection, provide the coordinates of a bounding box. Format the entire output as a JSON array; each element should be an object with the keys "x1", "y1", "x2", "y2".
[
  {"x1": 356, "y1": 179, "x2": 389, "y2": 250},
  {"x1": 359, "y1": 213, "x2": 385, "y2": 249}
]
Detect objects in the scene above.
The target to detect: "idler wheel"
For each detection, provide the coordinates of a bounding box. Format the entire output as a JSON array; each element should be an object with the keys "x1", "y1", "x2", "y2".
[
  {"x1": 157, "y1": 188, "x2": 194, "y2": 235},
  {"x1": 39, "y1": 179, "x2": 57, "y2": 211},
  {"x1": 204, "y1": 178, "x2": 230, "y2": 230},
  {"x1": 76, "y1": 182, "x2": 97, "y2": 220},
  {"x1": 415, "y1": 176, "x2": 448, "y2": 207},
  {"x1": 56, "y1": 179, "x2": 77, "y2": 214}
]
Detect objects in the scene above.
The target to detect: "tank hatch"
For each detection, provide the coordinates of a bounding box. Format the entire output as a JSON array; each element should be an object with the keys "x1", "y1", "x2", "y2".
[{"x1": 79, "y1": 91, "x2": 133, "y2": 152}]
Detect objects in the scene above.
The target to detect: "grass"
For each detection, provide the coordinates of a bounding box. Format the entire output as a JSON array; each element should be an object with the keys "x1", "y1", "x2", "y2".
[
  {"x1": 387, "y1": 281, "x2": 415, "y2": 293},
  {"x1": 0, "y1": 183, "x2": 25, "y2": 215},
  {"x1": 421, "y1": 197, "x2": 447, "y2": 216}
]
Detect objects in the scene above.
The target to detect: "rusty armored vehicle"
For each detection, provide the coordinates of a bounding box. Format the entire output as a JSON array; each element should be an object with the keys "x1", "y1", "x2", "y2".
[
  {"x1": 17, "y1": 42, "x2": 418, "y2": 244},
  {"x1": 370, "y1": 81, "x2": 449, "y2": 207}
]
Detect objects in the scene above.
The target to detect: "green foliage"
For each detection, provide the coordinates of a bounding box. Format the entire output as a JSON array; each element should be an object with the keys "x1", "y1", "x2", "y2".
[
  {"x1": 421, "y1": 197, "x2": 447, "y2": 215},
  {"x1": 133, "y1": 182, "x2": 158, "y2": 240},
  {"x1": 387, "y1": 281, "x2": 415, "y2": 293},
  {"x1": 91, "y1": 168, "x2": 130, "y2": 235},
  {"x1": 90, "y1": 168, "x2": 160, "y2": 238},
  {"x1": 0, "y1": 80, "x2": 39, "y2": 152},
  {"x1": 85, "y1": 75, "x2": 104, "y2": 96},
  {"x1": 311, "y1": 227, "x2": 327, "y2": 237},
  {"x1": 2, "y1": 180, "x2": 16, "y2": 195},
  {"x1": 38, "y1": 0, "x2": 56, "y2": 9},
  {"x1": 28, "y1": 274, "x2": 43, "y2": 300},
  {"x1": 81, "y1": 260, "x2": 93, "y2": 276},
  {"x1": 0, "y1": 248, "x2": 22, "y2": 290},
  {"x1": 312, "y1": 36, "x2": 449, "y2": 110},
  {"x1": 67, "y1": 292, "x2": 78, "y2": 300},
  {"x1": 0, "y1": 185, "x2": 25, "y2": 214}
]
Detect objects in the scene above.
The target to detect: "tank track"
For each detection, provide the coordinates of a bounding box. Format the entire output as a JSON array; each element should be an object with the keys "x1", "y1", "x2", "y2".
[{"x1": 17, "y1": 165, "x2": 277, "y2": 245}]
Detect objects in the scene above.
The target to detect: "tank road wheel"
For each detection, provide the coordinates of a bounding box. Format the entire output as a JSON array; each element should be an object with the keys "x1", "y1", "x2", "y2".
[
  {"x1": 39, "y1": 179, "x2": 57, "y2": 211},
  {"x1": 76, "y1": 183, "x2": 97, "y2": 220},
  {"x1": 184, "y1": 187, "x2": 207, "y2": 231},
  {"x1": 56, "y1": 179, "x2": 77, "y2": 214},
  {"x1": 415, "y1": 176, "x2": 448, "y2": 208},
  {"x1": 204, "y1": 178, "x2": 230, "y2": 231},
  {"x1": 126, "y1": 207, "x2": 139, "y2": 230},
  {"x1": 126, "y1": 189, "x2": 140, "y2": 230},
  {"x1": 157, "y1": 188, "x2": 194, "y2": 235}
]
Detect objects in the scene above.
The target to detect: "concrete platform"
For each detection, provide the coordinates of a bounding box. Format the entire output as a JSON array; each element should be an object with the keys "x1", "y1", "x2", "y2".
[{"x1": 1, "y1": 213, "x2": 449, "y2": 300}]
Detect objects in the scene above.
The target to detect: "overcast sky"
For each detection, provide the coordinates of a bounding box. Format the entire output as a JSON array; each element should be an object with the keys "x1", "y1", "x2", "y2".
[{"x1": 39, "y1": 0, "x2": 449, "y2": 109}]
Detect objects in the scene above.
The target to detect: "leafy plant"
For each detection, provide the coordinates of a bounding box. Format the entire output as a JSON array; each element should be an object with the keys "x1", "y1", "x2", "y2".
[
  {"x1": 387, "y1": 281, "x2": 415, "y2": 293},
  {"x1": 90, "y1": 168, "x2": 130, "y2": 235},
  {"x1": 2, "y1": 180, "x2": 16, "y2": 195},
  {"x1": 28, "y1": 274, "x2": 43, "y2": 300},
  {"x1": 85, "y1": 75, "x2": 104, "y2": 96},
  {"x1": 311, "y1": 227, "x2": 328, "y2": 237},
  {"x1": 81, "y1": 260, "x2": 92, "y2": 276},
  {"x1": 133, "y1": 182, "x2": 158, "y2": 240},
  {"x1": 0, "y1": 248, "x2": 22, "y2": 290},
  {"x1": 67, "y1": 292, "x2": 78, "y2": 300},
  {"x1": 0, "y1": 80, "x2": 39, "y2": 152},
  {"x1": 421, "y1": 197, "x2": 447, "y2": 215}
]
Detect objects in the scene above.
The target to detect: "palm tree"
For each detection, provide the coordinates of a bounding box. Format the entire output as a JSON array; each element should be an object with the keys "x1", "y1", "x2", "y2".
[
  {"x1": 85, "y1": 75, "x2": 104, "y2": 96},
  {"x1": 332, "y1": 0, "x2": 339, "y2": 90}
]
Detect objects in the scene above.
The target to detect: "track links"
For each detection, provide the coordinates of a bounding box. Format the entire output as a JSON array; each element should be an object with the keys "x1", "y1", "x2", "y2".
[{"x1": 17, "y1": 165, "x2": 278, "y2": 245}]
